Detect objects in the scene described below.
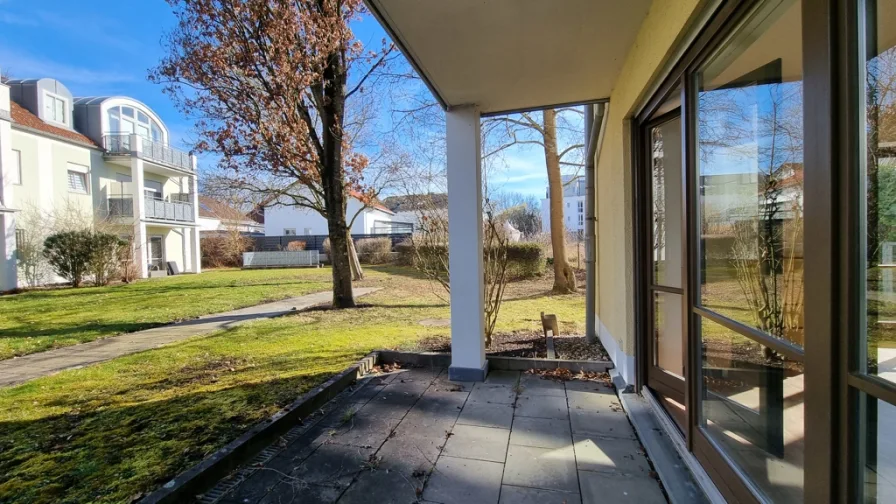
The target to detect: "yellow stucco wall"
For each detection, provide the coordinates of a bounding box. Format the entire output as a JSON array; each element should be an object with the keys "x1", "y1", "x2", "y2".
[{"x1": 595, "y1": 0, "x2": 704, "y2": 357}]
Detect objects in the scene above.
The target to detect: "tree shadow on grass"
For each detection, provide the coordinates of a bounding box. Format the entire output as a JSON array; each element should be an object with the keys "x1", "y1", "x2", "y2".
[{"x1": 0, "y1": 371, "x2": 341, "y2": 504}]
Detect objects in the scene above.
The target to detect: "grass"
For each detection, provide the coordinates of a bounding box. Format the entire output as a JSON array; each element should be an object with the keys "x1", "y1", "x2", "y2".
[
  {"x1": 0, "y1": 268, "x2": 339, "y2": 359},
  {"x1": 0, "y1": 266, "x2": 584, "y2": 504}
]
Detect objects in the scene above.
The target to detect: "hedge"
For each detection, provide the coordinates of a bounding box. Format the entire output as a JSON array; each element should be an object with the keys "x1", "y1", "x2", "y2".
[{"x1": 396, "y1": 242, "x2": 544, "y2": 279}]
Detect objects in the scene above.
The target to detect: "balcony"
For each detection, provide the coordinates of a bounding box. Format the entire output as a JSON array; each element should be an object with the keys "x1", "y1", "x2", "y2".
[
  {"x1": 107, "y1": 194, "x2": 195, "y2": 223},
  {"x1": 103, "y1": 134, "x2": 194, "y2": 173}
]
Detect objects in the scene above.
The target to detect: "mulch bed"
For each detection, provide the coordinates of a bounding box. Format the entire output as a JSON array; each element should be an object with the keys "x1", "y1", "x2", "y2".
[{"x1": 405, "y1": 330, "x2": 609, "y2": 361}]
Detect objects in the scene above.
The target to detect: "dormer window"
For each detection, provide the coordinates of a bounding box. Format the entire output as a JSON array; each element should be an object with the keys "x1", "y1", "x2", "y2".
[
  {"x1": 107, "y1": 105, "x2": 164, "y2": 144},
  {"x1": 43, "y1": 92, "x2": 67, "y2": 125}
]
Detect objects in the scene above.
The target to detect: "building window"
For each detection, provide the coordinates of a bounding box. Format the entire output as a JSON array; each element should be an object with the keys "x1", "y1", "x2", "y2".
[
  {"x1": 14, "y1": 229, "x2": 24, "y2": 260},
  {"x1": 106, "y1": 105, "x2": 164, "y2": 143},
  {"x1": 9, "y1": 149, "x2": 21, "y2": 185},
  {"x1": 578, "y1": 214, "x2": 583, "y2": 225},
  {"x1": 283, "y1": 228, "x2": 296, "y2": 236},
  {"x1": 577, "y1": 201, "x2": 583, "y2": 212},
  {"x1": 67, "y1": 170, "x2": 88, "y2": 194},
  {"x1": 43, "y1": 92, "x2": 67, "y2": 125},
  {"x1": 304, "y1": 228, "x2": 312, "y2": 235}
]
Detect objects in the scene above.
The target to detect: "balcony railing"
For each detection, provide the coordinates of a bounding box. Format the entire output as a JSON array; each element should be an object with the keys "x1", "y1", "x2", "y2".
[
  {"x1": 107, "y1": 196, "x2": 134, "y2": 218},
  {"x1": 146, "y1": 195, "x2": 194, "y2": 222},
  {"x1": 107, "y1": 194, "x2": 195, "y2": 223},
  {"x1": 103, "y1": 134, "x2": 194, "y2": 173}
]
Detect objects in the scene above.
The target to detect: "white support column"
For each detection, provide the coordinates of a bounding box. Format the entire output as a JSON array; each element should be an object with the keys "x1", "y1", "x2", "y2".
[
  {"x1": 189, "y1": 160, "x2": 201, "y2": 274},
  {"x1": 0, "y1": 76, "x2": 17, "y2": 291},
  {"x1": 130, "y1": 134, "x2": 148, "y2": 279},
  {"x1": 446, "y1": 106, "x2": 487, "y2": 382}
]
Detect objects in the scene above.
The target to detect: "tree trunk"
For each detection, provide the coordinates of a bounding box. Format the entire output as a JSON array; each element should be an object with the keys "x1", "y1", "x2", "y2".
[
  {"x1": 321, "y1": 51, "x2": 355, "y2": 308},
  {"x1": 543, "y1": 109, "x2": 577, "y2": 293},
  {"x1": 348, "y1": 233, "x2": 364, "y2": 281}
]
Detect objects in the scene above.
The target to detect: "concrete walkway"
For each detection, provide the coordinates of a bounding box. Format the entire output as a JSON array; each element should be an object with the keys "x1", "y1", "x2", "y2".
[
  {"x1": 210, "y1": 367, "x2": 665, "y2": 504},
  {"x1": 0, "y1": 288, "x2": 380, "y2": 388}
]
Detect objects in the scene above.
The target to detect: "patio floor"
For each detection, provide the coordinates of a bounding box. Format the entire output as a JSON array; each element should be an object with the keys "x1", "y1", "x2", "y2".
[{"x1": 212, "y1": 367, "x2": 666, "y2": 504}]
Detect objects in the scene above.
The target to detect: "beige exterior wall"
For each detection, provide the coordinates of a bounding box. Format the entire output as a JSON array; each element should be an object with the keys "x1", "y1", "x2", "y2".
[
  {"x1": 9, "y1": 128, "x2": 196, "y2": 282},
  {"x1": 10, "y1": 129, "x2": 96, "y2": 219},
  {"x1": 593, "y1": 0, "x2": 704, "y2": 367}
]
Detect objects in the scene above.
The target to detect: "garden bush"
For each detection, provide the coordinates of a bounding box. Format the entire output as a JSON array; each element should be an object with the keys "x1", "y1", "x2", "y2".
[
  {"x1": 44, "y1": 231, "x2": 93, "y2": 287},
  {"x1": 397, "y1": 242, "x2": 544, "y2": 279},
  {"x1": 89, "y1": 233, "x2": 127, "y2": 286},
  {"x1": 43, "y1": 231, "x2": 125, "y2": 287},
  {"x1": 355, "y1": 237, "x2": 393, "y2": 264},
  {"x1": 201, "y1": 232, "x2": 253, "y2": 268},
  {"x1": 285, "y1": 240, "x2": 307, "y2": 251}
]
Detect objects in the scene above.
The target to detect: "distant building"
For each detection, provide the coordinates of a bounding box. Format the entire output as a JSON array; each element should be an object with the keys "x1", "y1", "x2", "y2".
[
  {"x1": 197, "y1": 196, "x2": 263, "y2": 235},
  {"x1": 0, "y1": 73, "x2": 201, "y2": 289},
  {"x1": 264, "y1": 191, "x2": 398, "y2": 236},
  {"x1": 541, "y1": 175, "x2": 586, "y2": 234},
  {"x1": 383, "y1": 193, "x2": 448, "y2": 231}
]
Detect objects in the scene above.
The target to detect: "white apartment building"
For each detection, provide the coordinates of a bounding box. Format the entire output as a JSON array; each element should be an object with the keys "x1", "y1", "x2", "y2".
[
  {"x1": 541, "y1": 174, "x2": 586, "y2": 234},
  {"x1": 0, "y1": 74, "x2": 201, "y2": 291},
  {"x1": 264, "y1": 192, "x2": 397, "y2": 237}
]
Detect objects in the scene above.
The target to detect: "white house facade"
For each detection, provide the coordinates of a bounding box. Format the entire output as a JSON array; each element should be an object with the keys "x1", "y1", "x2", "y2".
[
  {"x1": 198, "y1": 196, "x2": 263, "y2": 235},
  {"x1": 0, "y1": 73, "x2": 201, "y2": 290},
  {"x1": 264, "y1": 194, "x2": 396, "y2": 237},
  {"x1": 541, "y1": 174, "x2": 586, "y2": 234}
]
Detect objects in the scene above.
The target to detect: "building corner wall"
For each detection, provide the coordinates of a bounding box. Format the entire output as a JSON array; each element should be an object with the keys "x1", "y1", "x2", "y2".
[
  {"x1": 0, "y1": 77, "x2": 17, "y2": 291},
  {"x1": 594, "y1": 0, "x2": 704, "y2": 384}
]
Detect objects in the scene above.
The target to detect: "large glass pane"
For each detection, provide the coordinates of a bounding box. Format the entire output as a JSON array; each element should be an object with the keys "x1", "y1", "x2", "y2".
[
  {"x1": 652, "y1": 116, "x2": 683, "y2": 288},
  {"x1": 861, "y1": 0, "x2": 896, "y2": 385},
  {"x1": 860, "y1": 392, "x2": 896, "y2": 502},
  {"x1": 696, "y1": 0, "x2": 805, "y2": 348},
  {"x1": 655, "y1": 291, "x2": 684, "y2": 378},
  {"x1": 699, "y1": 317, "x2": 804, "y2": 502}
]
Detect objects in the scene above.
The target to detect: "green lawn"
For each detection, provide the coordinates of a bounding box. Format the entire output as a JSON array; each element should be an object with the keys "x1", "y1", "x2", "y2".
[
  {"x1": 0, "y1": 266, "x2": 585, "y2": 504},
  {"x1": 0, "y1": 268, "x2": 338, "y2": 360}
]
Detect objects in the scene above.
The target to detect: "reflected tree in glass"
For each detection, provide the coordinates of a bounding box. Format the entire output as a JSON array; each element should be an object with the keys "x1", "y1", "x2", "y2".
[{"x1": 698, "y1": 70, "x2": 804, "y2": 348}]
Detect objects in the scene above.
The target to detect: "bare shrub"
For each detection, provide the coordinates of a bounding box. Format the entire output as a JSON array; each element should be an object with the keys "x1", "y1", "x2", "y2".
[
  {"x1": 355, "y1": 238, "x2": 392, "y2": 264},
  {"x1": 286, "y1": 241, "x2": 307, "y2": 251},
  {"x1": 89, "y1": 233, "x2": 127, "y2": 286},
  {"x1": 202, "y1": 229, "x2": 252, "y2": 268}
]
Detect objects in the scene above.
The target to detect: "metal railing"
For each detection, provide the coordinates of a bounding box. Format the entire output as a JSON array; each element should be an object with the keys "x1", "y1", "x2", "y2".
[
  {"x1": 145, "y1": 194, "x2": 194, "y2": 222},
  {"x1": 107, "y1": 194, "x2": 195, "y2": 223},
  {"x1": 243, "y1": 251, "x2": 321, "y2": 268},
  {"x1": 103, "y1": 134, "x2": 194, "y2": 173},
  {"x1": 108, "y1": 195, "x2": 134, "y2": 218}
]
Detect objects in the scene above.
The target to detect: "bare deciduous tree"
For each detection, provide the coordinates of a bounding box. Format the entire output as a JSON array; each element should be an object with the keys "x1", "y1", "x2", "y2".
[{"x1": 152, "y1": 0, "x2": 396, "y2": 308}]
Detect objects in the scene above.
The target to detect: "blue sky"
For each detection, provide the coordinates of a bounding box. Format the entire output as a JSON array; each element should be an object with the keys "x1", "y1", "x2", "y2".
[{"x1": 0, "y1": 0, "x2": 550, "y2": 199}]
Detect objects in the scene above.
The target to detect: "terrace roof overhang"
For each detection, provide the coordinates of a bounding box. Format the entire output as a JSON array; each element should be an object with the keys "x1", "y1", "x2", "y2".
[{"x1": 365, "y1": 0, "x2": 651, "y2": 115}]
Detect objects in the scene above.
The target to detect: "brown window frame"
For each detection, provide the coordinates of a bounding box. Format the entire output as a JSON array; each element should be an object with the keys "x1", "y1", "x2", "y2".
[{"x1": 630, "y1": 0, "x2": 864, "y2": 501}]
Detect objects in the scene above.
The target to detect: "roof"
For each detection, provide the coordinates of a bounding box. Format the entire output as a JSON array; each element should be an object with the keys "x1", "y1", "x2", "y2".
[
  {"x1": 198, "y1": 196, "x2": 262, "y2": 224},
  {"x1": 349, "y1": 190, "x2": 394, "y2": 214},
  {"x1": 9, "y1": 101, "x2": 98, "y2": 148},
  {"x1": 382, "y1": 193, "x2": 448, "y2": 212},
  {"x1": 259, "y1": 190, "x2": 393, "y2": 214},
  {"x1": 365, "y1": 0, "x2": 650, "y2": 114}
]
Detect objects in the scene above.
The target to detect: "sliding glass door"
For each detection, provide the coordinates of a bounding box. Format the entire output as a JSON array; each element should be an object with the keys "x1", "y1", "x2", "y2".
[{"x1": 691, "y1": 1, "x2": 806, "y2": 500}]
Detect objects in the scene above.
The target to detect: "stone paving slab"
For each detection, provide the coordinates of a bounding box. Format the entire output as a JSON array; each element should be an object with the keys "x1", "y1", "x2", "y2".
[
  {"x1": 456, "y1": 401, "x2": 514, "y2": 429},
  {"x1": 578, "y1": 470, "x2": 667, "y2": 503},
  {"x1": 423, "y1": 456, "x2": 505, "y2": 504},
  {"x1": 498, "y1": 484, "x2": 582, "y2": 504},
  {"x1": 468, "y1": 383, "x2": 516, "y2": 405},
  {"x1": 0, "y1": 287, "x2": 380, "y2": 388},
  {"x1": 213, "y1": 367, "x2": 666, "y2": 504},
  {"x1": 515, "y1": 394, "x2": 569, "y2": 420},
  {"x1": 508, "y1": 416, "x2": 572, "y2": 449},
  {"x1": 573, "y1": 434, "x2": 651, "y2": 476},
  {"x1": 443, "y1": 424, "x2": 510, "y2": 463},
  {"x1": 502, "y1": 444, "x2": 579, "y2": 493}
]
